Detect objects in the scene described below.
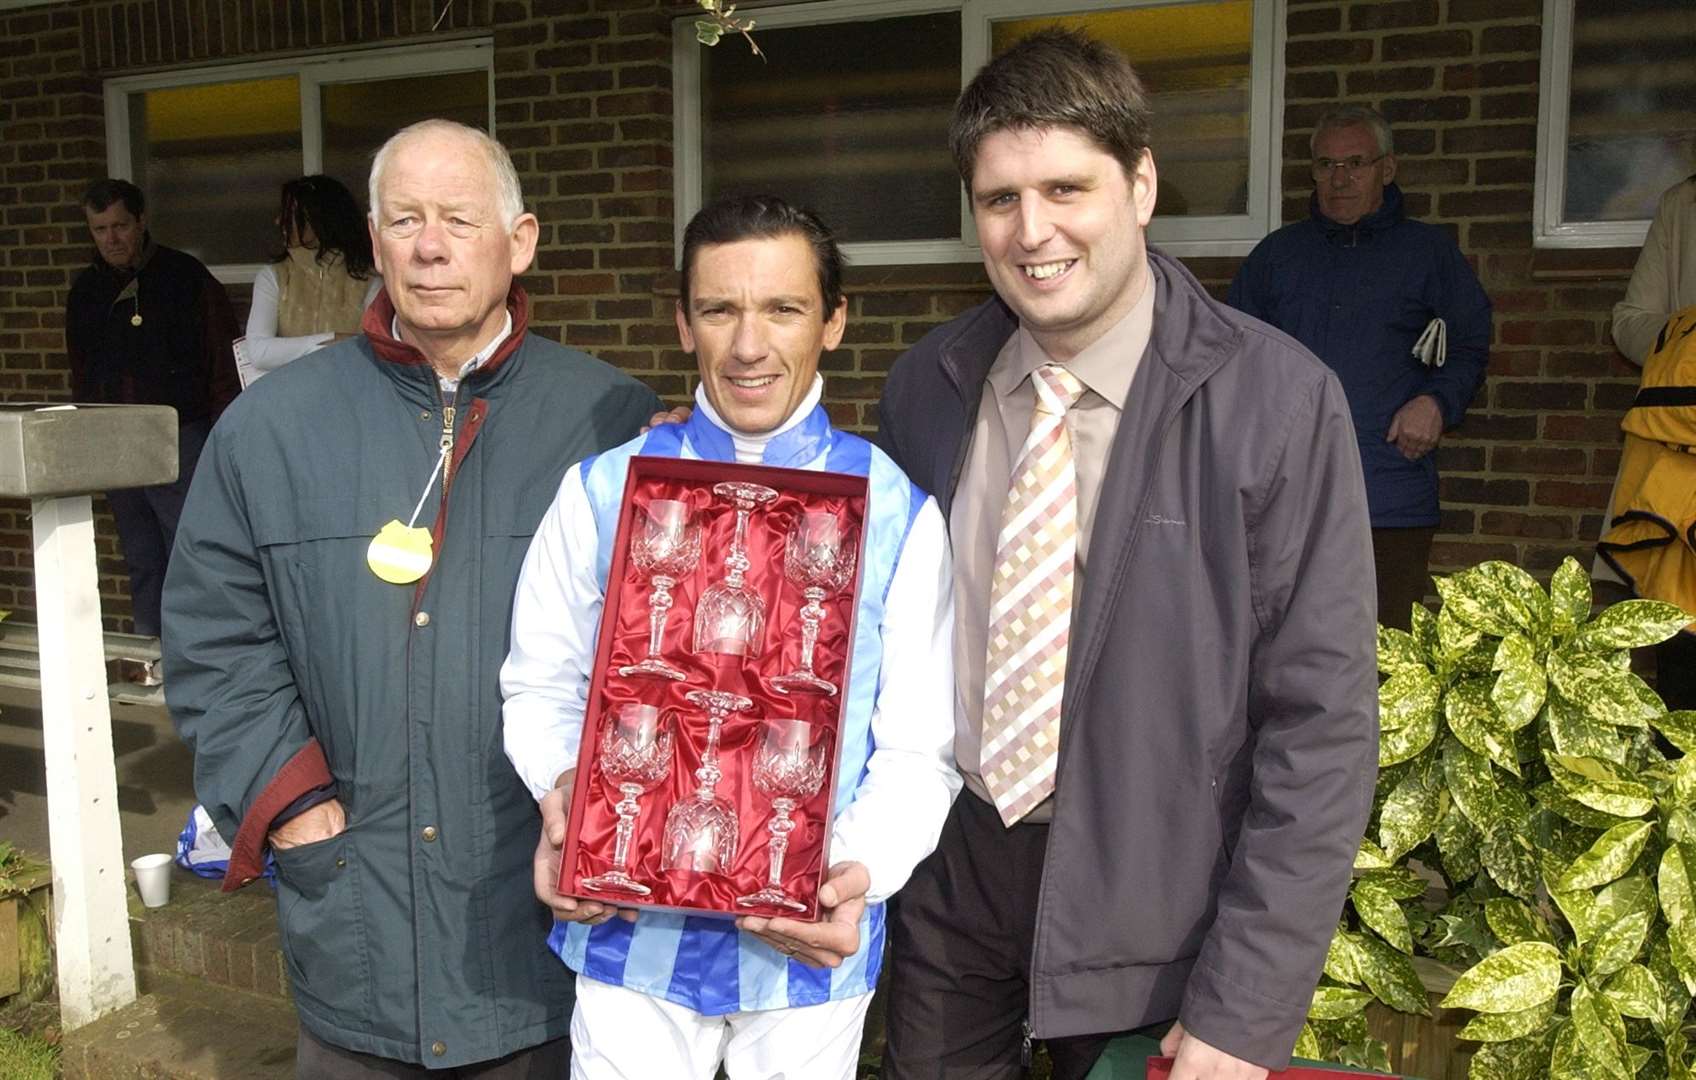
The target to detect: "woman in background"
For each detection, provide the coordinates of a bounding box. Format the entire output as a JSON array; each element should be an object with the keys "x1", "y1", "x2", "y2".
[{"x1": 234, "y1": 174, "x2": 380, "y2": 385}]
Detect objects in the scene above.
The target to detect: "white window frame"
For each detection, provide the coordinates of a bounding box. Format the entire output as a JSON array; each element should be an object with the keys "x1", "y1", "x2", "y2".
[
  {"x1": 673, "y1": 0, "x2": 1284, "y2": 266},
  {"x1": 1533, "y1": 0, "x2": 1653, "y2": 249},
  {"x1": 104, "y1": 40, "x2": 495, "y2": 284}
]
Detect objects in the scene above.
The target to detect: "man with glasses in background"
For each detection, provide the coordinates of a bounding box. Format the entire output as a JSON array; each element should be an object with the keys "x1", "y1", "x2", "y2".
[{"x1": 1229, "y1": 104, "x2": 1490, "y2": 629}]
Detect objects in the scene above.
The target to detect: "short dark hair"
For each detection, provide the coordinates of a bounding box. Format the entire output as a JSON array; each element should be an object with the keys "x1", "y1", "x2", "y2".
[
  {"x1": 275, "y1": 174, "x2": 375, "y2": 279},
  {"x1": 949, "y1": 28, "x2": 1153, "y2": 193},
  {"x1": 679, "y1": 194, "x2": 844, "y2": 318},
  {"x1": 82, "y1": 178, "x2": 145, "y2": 218}
]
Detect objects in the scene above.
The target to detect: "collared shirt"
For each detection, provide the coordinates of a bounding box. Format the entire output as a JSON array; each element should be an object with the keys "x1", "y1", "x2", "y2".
[
  {"x1": 391, "y1": 311, "x2": 513, "y2": 393},
  {"x1": 949, "y1": 274, "x2": 1156, "y2": 818}
]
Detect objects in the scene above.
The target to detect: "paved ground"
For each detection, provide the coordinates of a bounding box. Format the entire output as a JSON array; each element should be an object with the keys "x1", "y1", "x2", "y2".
[{"x1": 0, "y1": 683, "x2": 197, "y2": 869}]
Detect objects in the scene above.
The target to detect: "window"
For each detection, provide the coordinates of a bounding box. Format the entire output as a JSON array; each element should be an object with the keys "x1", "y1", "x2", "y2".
[
  {"x1": 1534, "y1": 0, "x2": 1696, "y2": 248},
  {"x1": 104, "y1": 42, "x2": 493, "y2": 281},
  {"x1": 673, "y1": 0, "x2": 1283, "y2": 265}
]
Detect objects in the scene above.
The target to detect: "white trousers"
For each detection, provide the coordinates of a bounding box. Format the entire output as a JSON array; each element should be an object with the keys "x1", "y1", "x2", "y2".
[{"x1": 569, "y1": 974, "x2": 873, "y2": 1080}]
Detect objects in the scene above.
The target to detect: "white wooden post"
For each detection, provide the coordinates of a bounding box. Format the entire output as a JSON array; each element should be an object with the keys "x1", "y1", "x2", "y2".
[
  {"x1": 31, "y1": 493, "x2": 137, "y2": 1027},
  {"x1": 0, "y1": 404, "x2": 176, "y2": 1030}
]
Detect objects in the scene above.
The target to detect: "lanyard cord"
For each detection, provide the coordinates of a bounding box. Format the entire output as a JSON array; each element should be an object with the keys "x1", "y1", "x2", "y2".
[{"x1": 406, "y1": 447, "x2": 447, "y2": 529}]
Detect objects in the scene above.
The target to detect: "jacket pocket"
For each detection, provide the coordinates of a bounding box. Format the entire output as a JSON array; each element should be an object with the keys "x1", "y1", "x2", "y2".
[{"x1": 272, "y1": 829, "x2": 372, "y2": 1021}]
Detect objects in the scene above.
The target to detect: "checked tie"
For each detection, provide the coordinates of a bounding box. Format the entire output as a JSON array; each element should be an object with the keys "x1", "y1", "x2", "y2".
[{"x1": 980, "y1": 363, "x2": 1085, "y2": 826}]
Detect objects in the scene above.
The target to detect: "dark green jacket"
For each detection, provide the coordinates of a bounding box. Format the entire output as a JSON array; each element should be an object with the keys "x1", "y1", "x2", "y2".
[{"x1": 163, "y1": 290, "x2": 659, "y2": 1066}]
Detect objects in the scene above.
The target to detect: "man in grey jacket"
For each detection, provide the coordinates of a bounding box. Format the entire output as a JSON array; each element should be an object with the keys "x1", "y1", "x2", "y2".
[
  {"x1": 164, "y1": 120, "x2": 660, "y2": 1076},
  {"x1": 875, "y1": 30, "x2": 1379, "y2": 1080}
]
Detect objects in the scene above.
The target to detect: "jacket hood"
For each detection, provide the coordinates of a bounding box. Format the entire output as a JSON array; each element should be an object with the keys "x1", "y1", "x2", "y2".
[
  {"x1": 362, "y1": 283, "x2": 531, "y2": 378},
  {"x1": 1310, "y1": 180, "x2": 1405, "y2": 238}
]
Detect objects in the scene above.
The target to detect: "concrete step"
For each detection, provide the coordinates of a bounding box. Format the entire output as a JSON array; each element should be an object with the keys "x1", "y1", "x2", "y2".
[
  {"x1": 52, "y1": 869, "x2": 300, "y2": 1078},
  {"x1": 129, "y1": 868, "x2": 290, "y2": 1003},
  {"x1": 59, "y1": 971, "x2": 296, "y2": 1080}
]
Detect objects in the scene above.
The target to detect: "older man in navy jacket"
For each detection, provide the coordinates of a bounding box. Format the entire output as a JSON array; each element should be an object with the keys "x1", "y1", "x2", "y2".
[{"x1": 1229, "y1": 104, "x2": 1490, "y2": 629}]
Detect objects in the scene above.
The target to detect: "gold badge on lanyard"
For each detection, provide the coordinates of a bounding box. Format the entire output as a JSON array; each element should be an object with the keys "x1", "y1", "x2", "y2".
[
  {"x1": 367, "y1": 446, "x2": 447, "y2": 584},
  {"x1": 367, "y1": 520, "x2": 434, "y2": 584}
]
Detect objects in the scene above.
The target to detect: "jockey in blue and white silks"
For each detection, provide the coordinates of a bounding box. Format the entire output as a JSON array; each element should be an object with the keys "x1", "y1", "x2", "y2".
[{"x1": 501, "y1": 375, "x2": 960, "y2": 1018}]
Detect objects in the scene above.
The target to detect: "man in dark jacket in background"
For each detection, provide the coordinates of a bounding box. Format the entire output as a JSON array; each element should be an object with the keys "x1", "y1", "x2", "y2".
[
  {"x1": 163, "y1": 120, "x2": 660, "y2": 1076},
  {"x1": 876, "y1": 30, "x2": 1377, "y2": 1080},
  {"x1": 1228, "y1": 104, "x2": 1491, "y2": 629},
  {"x1": 65, "y1": 178, "x2": 240, "y2": 667}
]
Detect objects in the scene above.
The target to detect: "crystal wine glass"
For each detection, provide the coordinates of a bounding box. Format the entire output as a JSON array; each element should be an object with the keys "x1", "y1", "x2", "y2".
[
  {"x1": 581, "y1": 703, "x2": 674, "y2": 896},
  {"x1": 736, "y1": 719, "x2": 831, "y2": 912},
  {"x1": 618, "y1": 499, "x2": 702, "y2": 681},
  {"x1": 771, "y1": 513, "x2": 857, "y2": 696},
  {"x1": 661, "y1": 689, "x2": 752, "y2": 874},
  {"x1": 693, "y1": 481, "x2": 779, "y2": 657}
]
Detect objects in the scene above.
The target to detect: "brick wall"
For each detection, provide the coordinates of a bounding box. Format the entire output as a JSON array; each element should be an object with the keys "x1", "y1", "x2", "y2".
[{"x1": 0, "y1": 0, "x2": 1645, "y2": 629}]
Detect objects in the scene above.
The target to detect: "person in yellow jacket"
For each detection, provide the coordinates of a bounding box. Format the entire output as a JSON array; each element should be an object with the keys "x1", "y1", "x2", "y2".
[{"x1": 1598, "y1": 303, "x2": 1696, "y2": 710}]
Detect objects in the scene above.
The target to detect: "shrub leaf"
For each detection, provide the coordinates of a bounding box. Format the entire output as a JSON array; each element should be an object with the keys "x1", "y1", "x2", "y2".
[
  {"x1": 1440, "y1": 941, "x2": 1562, "y2": 1013},
  {"x1": 1554, "y1": 820, "x2": 1654, "y2": 892}
]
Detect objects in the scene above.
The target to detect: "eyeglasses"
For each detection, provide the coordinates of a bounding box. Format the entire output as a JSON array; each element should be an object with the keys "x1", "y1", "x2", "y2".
[{"x1": 1312, "y1": 155, "x2": 1387, "y2": 179}]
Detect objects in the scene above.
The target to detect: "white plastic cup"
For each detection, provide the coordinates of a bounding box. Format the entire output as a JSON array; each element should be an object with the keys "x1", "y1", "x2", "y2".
[{"x1": 131, "y1": 853, "x2": 173, "y2": 908}]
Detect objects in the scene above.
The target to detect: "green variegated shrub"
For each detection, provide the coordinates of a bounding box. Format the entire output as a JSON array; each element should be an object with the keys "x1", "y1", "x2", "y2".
[{"x1": 1299, "y1": 557, "x2": 1696, "y2": 1080}]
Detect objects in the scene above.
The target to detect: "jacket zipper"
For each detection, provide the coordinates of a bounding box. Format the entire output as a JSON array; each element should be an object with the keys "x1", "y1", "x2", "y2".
[
  {"x1": 439, "y1": 402, "x2": 457, "y2": 489},
  {"x1": 410, "y1": 387, "x2": 461, "y2": 613}
]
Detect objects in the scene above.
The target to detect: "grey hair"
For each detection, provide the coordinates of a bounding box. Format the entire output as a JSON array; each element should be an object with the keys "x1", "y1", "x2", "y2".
[
  {"x1": 1310, "y1": 104, "x2": 1394, "y2": 158},
  {"x1": 367, "y1": 119, "x2": 525, "y2": 231}
]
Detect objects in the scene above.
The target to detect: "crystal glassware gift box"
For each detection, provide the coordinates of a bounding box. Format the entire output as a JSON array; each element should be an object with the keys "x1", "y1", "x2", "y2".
[{"x1": 557, "y1": 456, "x2": 869, "y2": 921}]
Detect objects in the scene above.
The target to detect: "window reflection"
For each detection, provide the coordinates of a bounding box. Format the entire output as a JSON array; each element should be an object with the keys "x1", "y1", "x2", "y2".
[
  {"x1": 1564, "y1": 0, "x2": 1696, "y2": 223},
  {"x1": 322, "y1": 72, "x2": 490, "y2": 215},
  {"x1": 128, "y1": 77, "x2": 302, "y2": 266},
  {"x1": 993, "y1": 1, "x2": 1254, "y2": 219},
  {"x1": 702, "y1": 13, "x2": 962, "y2": 244}
]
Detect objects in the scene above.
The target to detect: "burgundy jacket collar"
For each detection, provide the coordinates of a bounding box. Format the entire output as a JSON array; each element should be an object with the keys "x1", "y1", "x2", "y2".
[{"x1": 362, "y1": 284, "x2": 531, "y2": 377}]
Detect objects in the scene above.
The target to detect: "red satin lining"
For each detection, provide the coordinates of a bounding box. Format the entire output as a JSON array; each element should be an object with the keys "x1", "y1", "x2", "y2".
[{"x1": 563, "y1": 460, "x2": 868, "y2": 920}]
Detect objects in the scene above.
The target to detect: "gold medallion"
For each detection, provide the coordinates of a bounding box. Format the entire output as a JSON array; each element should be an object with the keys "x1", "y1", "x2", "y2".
[
  {"x1": 130, "y1": 313, "x2": 143, "y2": 327},
  {"x1": 367, "y1": 519, "x2": 434, "y2": 584}
]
